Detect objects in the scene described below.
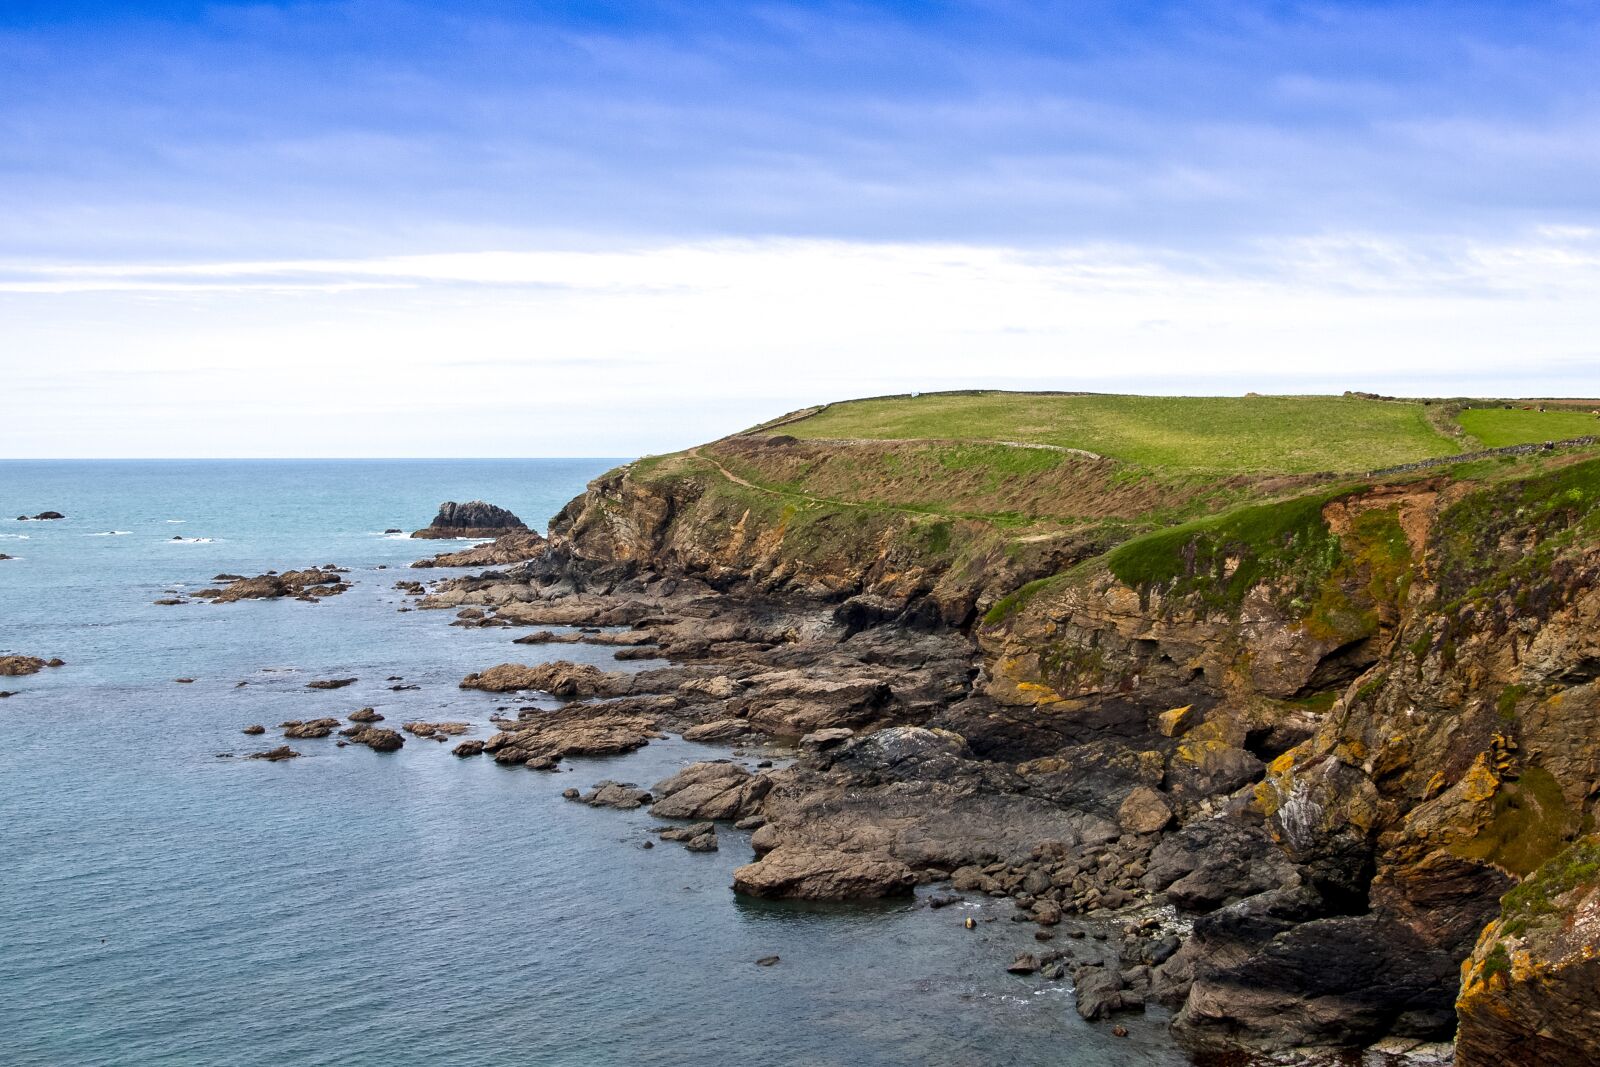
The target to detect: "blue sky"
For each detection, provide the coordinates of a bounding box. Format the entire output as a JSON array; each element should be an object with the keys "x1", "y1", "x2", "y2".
[{"x1": 3, "y1": 1, "x2": 1598, "y2": 456}]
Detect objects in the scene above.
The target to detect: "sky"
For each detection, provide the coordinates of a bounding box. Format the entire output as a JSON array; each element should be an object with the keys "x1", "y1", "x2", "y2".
[{"x1": 2, "y1": 0, "x2": 1598, "y2": 457}]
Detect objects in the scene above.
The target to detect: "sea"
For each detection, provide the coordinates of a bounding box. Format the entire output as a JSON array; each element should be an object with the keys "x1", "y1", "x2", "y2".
[{"x1": 0, "y1": 460, "x2": 1189, "y2": 1067}]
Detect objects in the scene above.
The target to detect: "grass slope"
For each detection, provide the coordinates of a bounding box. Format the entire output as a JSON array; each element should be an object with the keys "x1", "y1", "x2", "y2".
[
  {"x1": 778, "y1": 393, "x2": 1460, "y2": 474},
  {"x1": 1457, "y1": 407, "x2": 1600, "y2": 448}
]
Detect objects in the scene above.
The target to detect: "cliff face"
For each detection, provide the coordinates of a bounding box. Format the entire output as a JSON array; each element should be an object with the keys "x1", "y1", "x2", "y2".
[
  {"x1": 1456, "y1": 834, "x2": 1600, "y2": 1066},
  {"x1": 541, "y1": 439, "x2": 1600, "y2": 1057},
  {"x1": 981, "y1": 457, "x2": 1600, "y2": 1051}
]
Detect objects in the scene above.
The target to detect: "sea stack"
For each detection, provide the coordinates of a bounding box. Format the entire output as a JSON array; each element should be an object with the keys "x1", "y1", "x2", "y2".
[{"x1": 411, "y1": 500, "x2": 528, "y2": 539}]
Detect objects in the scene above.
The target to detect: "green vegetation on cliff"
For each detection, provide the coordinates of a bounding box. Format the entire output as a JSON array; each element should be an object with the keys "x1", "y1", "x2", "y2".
[{"x1": 778, "y1": 392, "x2": 1460, "y2": 473}]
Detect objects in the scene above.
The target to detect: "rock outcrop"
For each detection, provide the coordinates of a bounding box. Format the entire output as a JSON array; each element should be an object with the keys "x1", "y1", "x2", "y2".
[
  {"x1": 412, "y1": 529, "x2": 547, "y2": 568},
  {"x1": 192, "y1": 567, "x2": 350, "y2": 603},
  {"x1": 411, "y1": 501, "x2": 528, "y2": 539},
  {"x1": 407, "y1": 431, "x2": 1600, "y2": 1062},
  {"x1": 1456, "y1": 835, "x2": 1600, "y2": 1066},
  {"x1": 0, "y1": 655, "x2": 58, "y2": 676}
]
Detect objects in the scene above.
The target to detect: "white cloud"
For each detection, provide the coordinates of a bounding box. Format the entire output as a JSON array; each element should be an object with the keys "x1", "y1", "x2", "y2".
[{"x1": 3, "y1": 231, "x2": 1598, "y2": 457}]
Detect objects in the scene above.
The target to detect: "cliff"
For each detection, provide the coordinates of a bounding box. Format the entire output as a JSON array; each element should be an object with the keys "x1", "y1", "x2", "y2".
[{"x1": 494, "y1": 393, "x2": 1600, "y2": 1059}]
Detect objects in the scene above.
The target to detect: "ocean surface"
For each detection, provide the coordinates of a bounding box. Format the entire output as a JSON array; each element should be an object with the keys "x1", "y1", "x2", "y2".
[{"x1": 0, "y1": 460, "x2": 1188, "y2": 1067}]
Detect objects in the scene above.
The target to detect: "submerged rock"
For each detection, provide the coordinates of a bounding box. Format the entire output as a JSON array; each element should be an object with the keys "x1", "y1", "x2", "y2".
[{"x1": 246, "y1": 746, "x2": 300, "y2": 762}]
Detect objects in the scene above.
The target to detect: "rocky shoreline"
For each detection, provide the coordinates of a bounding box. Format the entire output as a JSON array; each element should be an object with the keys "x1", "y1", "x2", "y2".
[{"x1": 210, "y1": 431, "x2": 1600, "y2": 1067}]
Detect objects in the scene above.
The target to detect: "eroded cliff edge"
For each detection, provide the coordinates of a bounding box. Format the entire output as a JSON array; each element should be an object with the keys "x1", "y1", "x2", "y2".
[{"x1": 428, "y1": 429, "x2": 1600, "y2": 1062}]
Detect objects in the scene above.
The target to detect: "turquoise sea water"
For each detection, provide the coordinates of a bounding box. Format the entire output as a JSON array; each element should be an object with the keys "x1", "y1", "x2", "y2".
[{"x1": 0, "y1": 461, "x2": 1187, "y2": 1067}]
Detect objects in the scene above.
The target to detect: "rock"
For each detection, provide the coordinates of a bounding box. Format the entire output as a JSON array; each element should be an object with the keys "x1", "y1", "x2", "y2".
[
  {"x1": 1074, "y1": 964, "x2": 1130, "y2": 1020},
  {"x1": 410, "y1": 500, "x2": 528, "y2": 539},
  {"x1": 798, "y1": 727, "x2": 854, "y2": 751},
  {"x1": 412, "y1": 530, "x2": 548, "y2": 568},
  {"x1": 1456, "y1": 835, "x2": 1600, "y2": 1067},
  {"x1": 403, "y1": 721, "x2": 470, "y2": 737},
  {"x1": 576, "y1": 780, "x2": 653, "y2": 809},
  {"x1": 21, "y1": 511, "x2": 65, "y2": 520},
  {"x1": 1008, "y1": 953, "x2": 1040, "y2": 974},
  {"x1": 153, "y1": 598, "x2": 186, "y2": 605},
  {"x1": 452, "y1": 740, "x2": 486, "y2": 757},
  {"x1": 175, "y1": 677, "x2": 195, "y2": 684},
  {"x1": 306, "y1": 678, "x2": 357, "y2": 690},
  {"x1": 460, "y1": 661, "x2": 612, "y2": 697},
  {"x1": 242, "y1": 724, "x2": 266, "y2": 735},
  {"x1": 561, "y1": 788, "x2": 580, "y2": 799},
  {"x1": 1117, "y1": 786, "x2": 1173, "y2": 835},
  {"x1": 0, "y1": 656, "x2": 48, "y2": 676},
  {"x1": 657, "y1": 821, "x2": 716, "y2": 842},
  {"x1": 1157, "y1": 704, "x2": 1198, "y2": 737},
  {"x1": 282, "y1": 718, "x2": 341, "y2": 739},
  {"x1": 348, "y1": 708, "x2": 383, "y2": 723},
  {"x1": 649, "y1": 762, "x2": 771, "y2": 821},
  {"x1": 682, "y1": 719, "x2": 753, "y2": 742},
  {"x1": 384, "y1": 528, "x2": 402, "y2": 534},
  {"x1": 684, "y1": 831, "x2": 719, "y2": 852},
  {"x1": 732, "y1": 845, "x2": 917, "y2": 900},
  {"x1": 46, "y1": 658, "x2": 64, "y2": 668},
  {"x1": 192, "y1": 567, "x2": 350, "y2": 603},
  {"x1": 347, "y1": 727, "x2": 404, "y2": 752},
  {"x1": 246, "y1": 746, "x2": 300, "y2": 762},
  {"x1": 0, "y1": 554, "x2": 12, "y2": 560},
  {"x1": 756, "y1": 955, "x2": 780, "y2": 966}
]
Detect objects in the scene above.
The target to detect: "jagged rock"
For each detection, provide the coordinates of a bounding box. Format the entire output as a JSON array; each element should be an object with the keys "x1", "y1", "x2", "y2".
[
  {"x1": 1158, "y1": 704, "x2": 1199, "y2": 737},
  {"x1": 1456, "y1": 835, "x2": 1600, "y2": 1066},
  {"x1": 0, "y1": 656, "x2": 49, "y2": 676},
  {"x1": 412, "y1": 529, "x2": 548, "y2": 568},
  {"x1": 452, "y1": 740, "x2": 486, "y2": 757},
  {"x1": 1074, "y1": 963, "x2": 1132, "y2": 1020},
  {"x1": 306, "y1": 677, "x2": 357, "y2": 690},
  {"x1": 347, "y1": 726, "x2": 404, "y2": 752},
  {"x1": 460, "y1": 661, "x2": 612, "y2": 697},
  {"x1": 649, "y1": 762, "x2": 771, "y2": 821},
  {"x1": 242, "y1": 724, "x2": 266, "y2": 735},
  {"x1": 411, "y1": 500, "x2": 528, "y2": 539},
  {"x1": 192, "y1": 567, "x2": 350, "y2": 603},
  {"x1": 574, "y1": 780, "x2": 652, "y2": 809},
  {"x1": 281, "y1": 718, "x2": 341, "y2": 739},
  {"x1": 1007, "y1": 953, "x2": 1040, "y2": 974},
  {"x1": 348, "y1": 708, "x2": 383, "y2": 723}
]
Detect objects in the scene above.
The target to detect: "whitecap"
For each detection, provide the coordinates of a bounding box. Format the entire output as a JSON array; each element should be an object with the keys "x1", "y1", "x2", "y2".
[
  {"x1": 88, "y1": 531, "x2": 132, "y2": 537},
  {"x1": 166, "y1": 519, "x2": 185, "y2": 524},
  {"x1": 166, "y1": 536, "x2": 217, "y2": 544}
]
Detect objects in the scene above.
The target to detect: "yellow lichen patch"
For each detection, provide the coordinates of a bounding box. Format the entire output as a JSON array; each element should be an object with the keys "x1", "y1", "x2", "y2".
[
  {"x1": 1157, "y1": 704, "x2": 1197, "y2": 737},
  {"x1": 1269, "y1": 750, "x2": 1296, "y2": 775},
  {"x1": 1014, "y1": 681, "x2": 1067, "y2": 705},
  {"x1": 1424, "y1": 770, "x2": 1448, "y2": 799},
  {"x1": 1461, "y1": 752, "x2": 1501, "y2": 803}
]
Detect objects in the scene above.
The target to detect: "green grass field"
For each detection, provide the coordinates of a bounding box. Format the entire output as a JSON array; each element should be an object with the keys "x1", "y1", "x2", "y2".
[
  {"x1": 774, "y1": 392, "x2": 1461, "y2": 474},
  {"x1": 1457, "y1": 407, "x2": 1599, "y2": 448}
]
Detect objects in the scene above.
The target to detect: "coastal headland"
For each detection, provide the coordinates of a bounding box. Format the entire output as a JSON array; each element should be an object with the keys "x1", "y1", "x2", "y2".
[{"x1": 282, "y1": 392, "x2": 1600, "y2": 1063}]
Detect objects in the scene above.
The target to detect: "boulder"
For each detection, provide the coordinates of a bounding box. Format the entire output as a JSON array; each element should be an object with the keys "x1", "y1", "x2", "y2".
[
  {"x1": 732, "y1": 845, "x2": 916, "y2": 900},
  {"x1": 347, "y1": 727, "x2": 405, "y2": 752},
  {"x1": 1117, "y1": 786, "x2": 1174, "y2": 835},
  {"x1": 348, "y1": 708, "x2": 383, "y2": 723},
  {"x1": 452, "y1": 740, "x2": 486, "y2": 757},
  {"x1": 574, "y1": 780, "x2": 653, "y2": 809},
  {"x1": 282, "y1": 718, "x2": 341, "y2": 739},
  {"x1": 649, "y1": 762, "x2": 771, "y2": 821}
]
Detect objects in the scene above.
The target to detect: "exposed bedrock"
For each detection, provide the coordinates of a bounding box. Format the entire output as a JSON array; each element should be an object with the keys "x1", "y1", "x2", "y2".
[{"x1": 423, "y1": 450, "x2": 1600, "y2": 1061}]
